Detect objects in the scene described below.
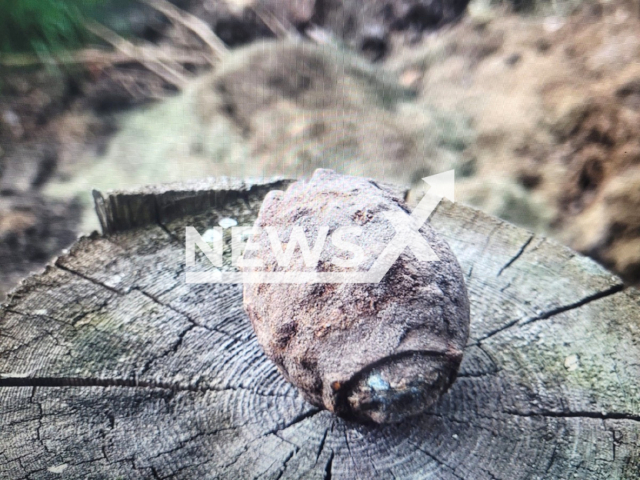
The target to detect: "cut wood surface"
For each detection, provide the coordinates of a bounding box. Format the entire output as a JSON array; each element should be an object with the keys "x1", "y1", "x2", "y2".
[{"x1": 0, "y1": 178, "x2": 638, "y2": 479}]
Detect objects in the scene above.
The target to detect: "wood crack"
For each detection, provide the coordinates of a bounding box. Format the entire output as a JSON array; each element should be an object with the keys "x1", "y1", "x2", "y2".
[
  {"x1": 405, "y1": 440, "x2": 464, "y2": 480},
  {"x1": 497, "y1": 234, "x2": 534, "y2": 276},
  {"x1": 29, "y1": 387, "x2": 49, "y2": 455},
  {"x1": 0, "y1": 327, "x2": 71, "y2": 361},
  {"x1": 456, "y1": 371, "x2": 498, "y2": 379},
  {"x1": 520, "y1": 283, "x2": 625, "y2": 326},
  {"x1": 544, "y1": 444, "x2": 558, "y2": 475},
  {"x1": 55, "y1": 264, "x2": 121, "y2": 295},
  {"x1": 503, "y1": 409, "x2": 640, "y2": 423},
  {"x1": 464, "y1": 222, "x2": 502, "y2": 280},
  {"x1": 477, "y1": 283, "x2": 625, "y2": 343},
  {"x1": 0, "y1": 376, "x2": 289, "y2": 398},
  {"x1": 273, "y1": 449, "x2": 296, "y2": 480},
  {"x1": 137, "y1": 323, "x2": 195, "y2": 379},
  {"x1": 130, "y1": 286, "x2": 248, "y2": 376},
  {"x1": 131, "y1": 286, "x2": 244, "y2": 343},
  {"x1": 323, "y1": 450, "x2": 334, "y2": 480},
  {"x1": 134, "y1": 288, "x2": 203, "y2": 329},
  {"x1": 314, "y1": 425, "x2": 331, "y2": 465},
  {"x1": 343, "y1": 429, "x2": 361, "y2": 480},
  {"x1": 264, "y1": 407, "x2": 322, "y2": 436}
]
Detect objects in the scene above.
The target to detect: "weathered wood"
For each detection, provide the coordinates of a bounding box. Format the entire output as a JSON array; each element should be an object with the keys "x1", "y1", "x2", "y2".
[
  {"x1": 92, "y1": 177, "x2": 292, "y2": 234},
  {"x1": 1, "y1": 178, "x2": 638, "y2": 479}
]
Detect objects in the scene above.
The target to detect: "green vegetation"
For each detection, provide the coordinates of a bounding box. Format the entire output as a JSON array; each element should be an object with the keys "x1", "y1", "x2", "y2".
[
  {"x1": 0, "y1": 0, "x2": 100, "y2": 55},
  {"x1": 469, "y1": 0, "x2": 590, "y2": 16},
  {"x1": 506, "y1": 0, "x2": 586, "y2": 14}
]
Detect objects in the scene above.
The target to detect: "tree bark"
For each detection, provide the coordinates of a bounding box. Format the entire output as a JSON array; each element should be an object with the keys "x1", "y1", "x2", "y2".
[{"x1": 0, "y1": 178, "x2": 638, "y2": 479}]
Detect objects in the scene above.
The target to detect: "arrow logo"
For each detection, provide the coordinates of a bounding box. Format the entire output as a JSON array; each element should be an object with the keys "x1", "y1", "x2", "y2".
[{"x1": 363, "y1": 170, "x2": 454, "y2": 283}]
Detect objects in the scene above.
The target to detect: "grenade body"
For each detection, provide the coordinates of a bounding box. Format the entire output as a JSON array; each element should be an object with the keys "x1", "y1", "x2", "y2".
[{"x1": 242, "y1": 169, "x2": 470, "y2": 423}]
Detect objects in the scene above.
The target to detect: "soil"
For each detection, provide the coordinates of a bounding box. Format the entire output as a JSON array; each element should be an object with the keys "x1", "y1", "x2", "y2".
[
  {"x1": 0, "y1": 1, "x2": 208, "y2": 301},
  {"x1": 2, "y1": 0, "x2": 640, "y2": 300},
  {"x1": 386, "y1": 1, "x2": 640, "y2": 283}
]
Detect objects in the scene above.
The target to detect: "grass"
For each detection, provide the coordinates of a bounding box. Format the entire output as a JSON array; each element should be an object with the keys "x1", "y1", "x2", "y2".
[
  {"x1": 0, "y1": 0, "x2": 101, "y2": 55},
  {"x1": 468, "y1": 0, "x2": 596, "y2": 16}
]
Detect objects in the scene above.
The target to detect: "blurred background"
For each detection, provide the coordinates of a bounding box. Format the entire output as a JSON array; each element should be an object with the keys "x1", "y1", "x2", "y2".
[{"x1": 1, "y1": 0, "x2": 639, "y2": 300}]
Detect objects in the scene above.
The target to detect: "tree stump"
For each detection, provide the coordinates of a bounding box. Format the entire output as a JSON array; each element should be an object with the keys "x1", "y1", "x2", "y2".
[{"x1": 1, "y1": 178, "x2": 638, "y2": 479}]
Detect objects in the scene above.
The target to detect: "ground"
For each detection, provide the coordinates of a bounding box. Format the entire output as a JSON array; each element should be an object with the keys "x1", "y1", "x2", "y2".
[{"x1": 1, "y1": 0, "x2": 640, "y2": 300}]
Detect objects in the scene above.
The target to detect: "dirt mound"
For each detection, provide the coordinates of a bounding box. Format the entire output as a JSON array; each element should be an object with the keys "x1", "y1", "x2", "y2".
[
  {"x1": 4, "y1": 0, "x2": 640, "y2": 296},
  {"x1": 547, "y1": 85, "x2": 640, "y2": 280},
  {"x1": 517, "y1": 6, "x2": 640, "y2": 284},
  {"x1": 194, "y1": 41, "x2": 471, "y2": 181},
  {"x1": 387, "y1": 2, "x2": 640, "y2": 283},
  {"x1": 569, "y1": 166, "x2": 640, "y2": 280},
  {"x1": 48, "y1": 40, "x2": 471, "y2": 222},
  {"x1": 0, "y1": 0, "x2": 475, "y2": 298},
  {"x1": 0, "y1": 191, "x2": 82, "y2": 301}
]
